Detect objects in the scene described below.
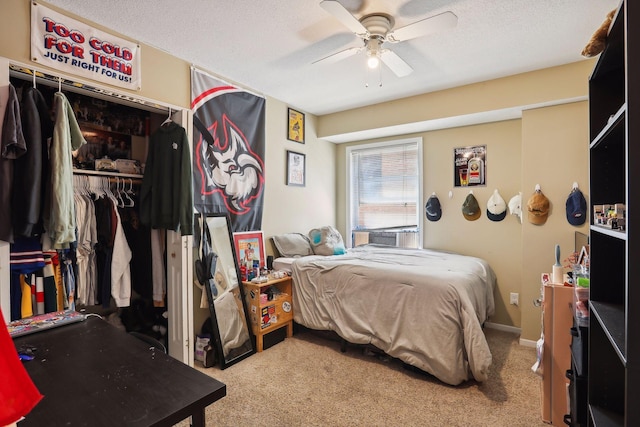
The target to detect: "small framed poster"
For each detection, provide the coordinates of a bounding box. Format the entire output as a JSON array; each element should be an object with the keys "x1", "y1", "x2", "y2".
[
  {"x1": 454, "y1": 145, "x2": 486, "y2": 187},
  {"x1": 286, "y1": 150, "x2": 306, "y2": 187},
  {"x1": 233, "y1": 231, "x2": 266, "y2": 269},
  {"x1": 287, "y1": 107, "x2": 305, "y2": 143}
]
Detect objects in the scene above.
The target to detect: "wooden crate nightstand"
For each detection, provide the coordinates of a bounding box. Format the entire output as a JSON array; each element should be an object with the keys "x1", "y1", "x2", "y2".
[{"x1": 242, "y1": 276, "x2": 293, "y2": 352}]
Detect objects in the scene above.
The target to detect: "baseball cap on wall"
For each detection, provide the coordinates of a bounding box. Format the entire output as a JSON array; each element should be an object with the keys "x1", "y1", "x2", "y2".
[
  {"x1": 425, "y1": 194, "x2": 442, "y2": 222},
  {"x1": 566, "y1": 188, "x2": 587, "y2": 226},
  {"x1": 486, "y1": 189, "x2": 507, "y2": 222},
  {"x1": 527, "y1": 189, "x2": 550, "y2": 225},
  {"x1": 462, "y1": 193, "x2": 481, "y2": 221},
  {"x1": 508, "y1": 192, "x2": 523, "y2": 223}
]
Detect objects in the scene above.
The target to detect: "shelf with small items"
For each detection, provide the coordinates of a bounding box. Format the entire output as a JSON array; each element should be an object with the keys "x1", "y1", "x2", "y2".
[{"x1": 590, "y1": 225, "x2": 626, "y2": 240}]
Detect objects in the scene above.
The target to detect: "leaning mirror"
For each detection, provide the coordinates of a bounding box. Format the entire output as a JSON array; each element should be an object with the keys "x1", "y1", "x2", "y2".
[{"x1": 196, "y1": 213, "x2": 255, "y2": 369}]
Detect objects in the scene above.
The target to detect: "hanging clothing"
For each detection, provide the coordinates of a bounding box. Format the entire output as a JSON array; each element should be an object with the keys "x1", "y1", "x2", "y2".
[
  {"x1": 10, "y1": 272, "x2": 22, "y2": 321},
  {"x1": 0, "y1": 84, "x2": 26, "y2": 243},
  {"x1": 110, "y1": 194, "x2": 132, "y2": 307},
  {"x1": 19, "y1": 274, "x2": 33, "y2": 319},
  {"x1": 42, "y1": 255, "x2": 58, "y2": 313},
  {"x1": 45, "y1": 91, "x2": 86, "y2": 249},
  {"x1": 140, "y1": 121, "x2": 193, "y2": 235},
  {"x1": 151, "y1": 228, "x2": 166, "y2": 307},
  {"x1": 10, "y1": 236, "x2": 45, "y2": 274},
  {"x1": 74, "y1": 192, "x2": 97, "y2": 306},
  {"x1": 13, "y1": 85, "x2": 53, "y2": 238},
  {"x1": 119, "y1": 204, "x2": 153, "y2": 300},
  {"x1": 60, "y1": 251, "x2": 76, "y2": 311}
]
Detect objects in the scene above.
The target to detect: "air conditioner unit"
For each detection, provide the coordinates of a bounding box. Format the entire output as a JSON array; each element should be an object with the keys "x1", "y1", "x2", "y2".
[{"x1": 354, "y1": 230, "x2": 418, "y2": 248}]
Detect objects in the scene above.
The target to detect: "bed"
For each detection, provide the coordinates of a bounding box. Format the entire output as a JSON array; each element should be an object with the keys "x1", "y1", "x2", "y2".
[{"x1": 272, "y1": 228, "x2": 496, "y2": 386}]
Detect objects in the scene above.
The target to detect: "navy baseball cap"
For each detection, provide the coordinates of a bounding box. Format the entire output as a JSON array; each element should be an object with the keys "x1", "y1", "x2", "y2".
[
  {"x1": 566, "y1": 189, "x2": 587, "y2": 226},
  {"x1": 426, "y1": 195, "x2": 442, "y2": 222}
]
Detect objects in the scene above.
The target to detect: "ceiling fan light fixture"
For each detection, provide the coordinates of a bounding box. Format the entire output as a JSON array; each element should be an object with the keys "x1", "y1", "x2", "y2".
[
  {"x1": 366, "y1": 37, "x2": 382, "y2": 69},
  {"x1": 367, "y1": 53, "x2": 380, "y2": 69},
  {"x1": 316, "y1": 2, "x2": 457, "y2": 78}
]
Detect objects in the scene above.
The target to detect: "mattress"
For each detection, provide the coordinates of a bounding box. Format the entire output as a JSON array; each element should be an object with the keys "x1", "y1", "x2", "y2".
[
  {"x1": 272, "y1": 256, "x2": 297, "y2": 273},
  {"x1": 289, "y1": 245, "x2": 496, "y2": 385}
]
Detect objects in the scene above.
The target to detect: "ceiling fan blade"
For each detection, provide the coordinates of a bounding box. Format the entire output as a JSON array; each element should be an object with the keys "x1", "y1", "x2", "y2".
[
  {"x1": 313, "y1": 46, "x2": 363, "y2": 65},
  {"x1": 320, "y1": 0, "x2": 369, "y2": 38},
  {"x1": 386, "y1": 11, "x2": 458, "y2": 43},
  {"x1": 380, "y1": 50, "x2": 413, "y2": 77}
]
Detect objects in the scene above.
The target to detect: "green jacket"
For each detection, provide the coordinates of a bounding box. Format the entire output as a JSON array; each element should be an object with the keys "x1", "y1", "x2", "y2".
[{"x1": 140, "y1": 121, "x2": 193, "y2": 235}]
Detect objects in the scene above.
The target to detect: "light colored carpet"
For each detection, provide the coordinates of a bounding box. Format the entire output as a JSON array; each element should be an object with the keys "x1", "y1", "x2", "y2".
[{"x1": 181, "y1": 327, "x2": 547, "y2": 427}]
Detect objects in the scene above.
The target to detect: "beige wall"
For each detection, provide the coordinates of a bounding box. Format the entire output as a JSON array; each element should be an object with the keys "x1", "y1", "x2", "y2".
[
  {"x1": 262, "y1": 100, "x2": 337, "y2": 254},
  {"x1": 422, "y1": 121, "x2": 524, "y2": 327},
  {"x1": 520, "y1": 102, "x2": 589, "y2": 340},
  {"x1": 319, "y1": 61, "x2": 594, "y2": 141}
]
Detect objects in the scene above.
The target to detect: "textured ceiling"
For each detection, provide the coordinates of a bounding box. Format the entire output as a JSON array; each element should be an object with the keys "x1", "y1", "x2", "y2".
[{"x1": 45, "y1": 0, "x2": 618, "y2": 116}]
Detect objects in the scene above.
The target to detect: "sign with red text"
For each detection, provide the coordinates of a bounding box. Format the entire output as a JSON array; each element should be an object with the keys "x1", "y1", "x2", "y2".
[{"x1": 31, "y1": 2, "x2": 141, "y2": 91}]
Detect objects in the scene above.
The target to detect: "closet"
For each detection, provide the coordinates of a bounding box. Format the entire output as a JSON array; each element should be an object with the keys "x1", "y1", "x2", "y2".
[{"x1": 0, "y1": 60, "x2": 194, "y2": 364}]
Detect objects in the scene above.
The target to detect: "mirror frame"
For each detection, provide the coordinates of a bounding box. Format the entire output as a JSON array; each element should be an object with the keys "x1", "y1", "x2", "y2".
[{"x1": 197, "y1": 213, "x2": 255, "y2": 369}]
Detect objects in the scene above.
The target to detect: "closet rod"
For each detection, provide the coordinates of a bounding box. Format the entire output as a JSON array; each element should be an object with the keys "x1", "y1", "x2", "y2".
[
  {"x1": 73, "y1": 169, "x2": 142, "y2": 179},
  {"x1": 8, "y1": 62, "x2": 179, "y2": 116}
]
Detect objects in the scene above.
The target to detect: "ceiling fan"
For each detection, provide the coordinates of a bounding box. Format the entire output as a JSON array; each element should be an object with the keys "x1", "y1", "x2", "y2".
[{"x1": 314, "y1": 0, "x2": 458, "y2": 77}]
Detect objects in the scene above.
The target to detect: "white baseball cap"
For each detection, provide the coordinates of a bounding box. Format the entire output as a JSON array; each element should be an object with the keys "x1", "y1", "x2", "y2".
[
  {"x1": 508, "y1": 192, "x2": 523, "y2": 223},
  {"x1": 486, "y1": 189, "x2": 507, "y2": 222}
]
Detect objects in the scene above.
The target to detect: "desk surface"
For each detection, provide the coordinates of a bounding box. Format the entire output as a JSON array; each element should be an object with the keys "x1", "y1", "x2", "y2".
[{"x1": 13, "y1": 316, "x2": 226, "y2": 426}]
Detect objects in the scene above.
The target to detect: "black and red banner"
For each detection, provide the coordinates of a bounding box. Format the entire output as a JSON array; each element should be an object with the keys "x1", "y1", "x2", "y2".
[{"x1": 191, "y1": 69, "x2": 265, "y2": 232}]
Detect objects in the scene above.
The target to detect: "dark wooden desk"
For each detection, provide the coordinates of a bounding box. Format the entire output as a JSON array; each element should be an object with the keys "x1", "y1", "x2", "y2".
[{"x1": 13, "y1": 316, "x2": 226, "y2": 426}]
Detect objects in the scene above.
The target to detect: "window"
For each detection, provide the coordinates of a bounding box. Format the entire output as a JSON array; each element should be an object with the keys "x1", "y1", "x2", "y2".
[{"x1": 346, "y1": 138, "x2": 422, "y2": 248}]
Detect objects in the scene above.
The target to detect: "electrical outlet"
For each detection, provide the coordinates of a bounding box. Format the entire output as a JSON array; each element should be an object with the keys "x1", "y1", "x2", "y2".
[{"x1": 510, "y1": 292, "x2": 519, "y2": 306}]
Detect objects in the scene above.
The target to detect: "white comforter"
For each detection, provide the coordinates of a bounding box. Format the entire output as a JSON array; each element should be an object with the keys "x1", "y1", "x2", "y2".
[{"x1": 290, "y1": 245, "x2": 496, "y2": 385}]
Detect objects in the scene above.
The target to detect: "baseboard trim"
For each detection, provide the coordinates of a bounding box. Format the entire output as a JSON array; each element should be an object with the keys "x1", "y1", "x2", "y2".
[
  {"x1": 484, "y1": 322, "x2": 537, "y2": 347},
  {"x1": 518, "y1": 338, "x2": 537, "y2": 348},
  {"x1": 484, "y1": 321, "x2": 520, "y2": 334}
]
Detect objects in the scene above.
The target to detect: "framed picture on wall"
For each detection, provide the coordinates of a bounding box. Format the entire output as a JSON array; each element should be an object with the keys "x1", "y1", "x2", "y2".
[
  {"x1": 454, "y1": 145, "x2": 486, "y2": 187},
  {"x1": 287, "y1": 107, "x2": 305, "y2": 143},
  {"x1": 233, "y1": 231, "x2": 266, "y2": 269},
  {"x1": 286, "y1": 150, "x2": 306, "y2": 187}
]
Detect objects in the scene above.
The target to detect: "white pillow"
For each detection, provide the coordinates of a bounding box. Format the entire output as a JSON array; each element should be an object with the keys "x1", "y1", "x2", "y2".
[
  {"x1": 308, "y1": 226, "x2": 346, "y2": 256},
  {"x1": 272, "y1": 233, "x2": 313, "y2": 257}
]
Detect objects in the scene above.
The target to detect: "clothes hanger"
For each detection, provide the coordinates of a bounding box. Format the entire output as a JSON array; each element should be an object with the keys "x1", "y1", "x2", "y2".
[
  {"x1": 124, "y1": 178, "x2": 136, "y2": 207},
  {"x1": 161, "y1": 107, "x2": 173, "y2": 127},
  {"x1": 118, "y1": 177, "x2": 134, "y2": 207},
  {"x1": 115, "y1": 178, "x2": 125, "y2": 208},
  {"x1": 123, "y1": 181, "x2": 135, "y2": 207},
  {"x1": 126, "y1": 179, "x2": 136, "y2": 196},
  {"x1": 92, "y1": 176, "x2": 101, "y2": 199},
  {"x1": 108, "y1": 177, "x2": 123, "y2": 207}
]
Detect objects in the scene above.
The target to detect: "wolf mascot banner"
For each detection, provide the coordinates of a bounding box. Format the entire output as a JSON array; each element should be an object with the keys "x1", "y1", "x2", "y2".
[{"x1": 191, "y1": 68, "x2": 265, "y2": 231}]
